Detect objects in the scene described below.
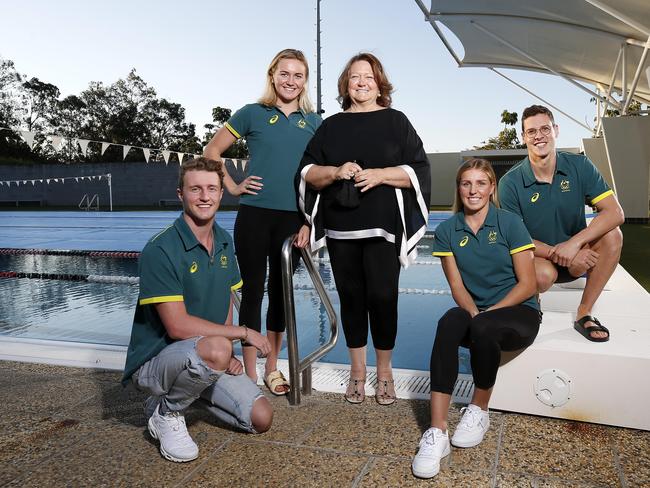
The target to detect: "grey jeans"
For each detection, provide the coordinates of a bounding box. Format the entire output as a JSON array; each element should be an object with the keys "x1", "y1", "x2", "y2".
[{"x1": 132, "y1": 337, "x2": 263, "y2": 433}]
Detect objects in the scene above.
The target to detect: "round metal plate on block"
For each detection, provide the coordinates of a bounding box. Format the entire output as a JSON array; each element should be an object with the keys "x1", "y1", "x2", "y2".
[{"x1": 534, "y1": 369, "x2": 572, "y2": 407}]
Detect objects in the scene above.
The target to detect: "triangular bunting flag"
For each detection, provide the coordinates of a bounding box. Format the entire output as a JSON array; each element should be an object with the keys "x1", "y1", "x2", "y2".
[
  {"x1": 142, "y1": 148, "x2": 151, "y2": 163},
  {"x1": 177, "y1": 152, "x2": 184, "y2": 164},
  {"x1": 241, "y1": 160, "x2": 248, "y2": 172},
  {"x1": 23, "y1": 180, "x2": 27, "y2": 185},
  {"x1": 19, "y1": 131, "x2": 35, "y2": 149},
  {"x1": 75, "y1": 177, "x2": 79, "y2": 182},
  {"x1": 101, "y1": 142, "x2": 111, "y2": 155},
  {"x1": 123, "y1": 145, "x2": 132, "y2": 160},
  {"x1": 31, "y1": 180, "x2": 35, "y2": 186},
  {"x1": 53, "y1": 178, "x2": 59, "y2": 183},
  {"x1": 78, "y1": 139, "x2": 90, "y2": 156},
  {"x1": 162, "y1": 150, "x2": 171, "y2": 164},
  {"x1": 49, "y1": 135, "x2": 63, "y2": 150}
]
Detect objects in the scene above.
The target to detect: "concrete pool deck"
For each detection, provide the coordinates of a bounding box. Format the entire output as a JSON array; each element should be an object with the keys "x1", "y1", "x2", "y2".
[{"x1": 2, "y1": 360, "x2": 649, "y2": 487}]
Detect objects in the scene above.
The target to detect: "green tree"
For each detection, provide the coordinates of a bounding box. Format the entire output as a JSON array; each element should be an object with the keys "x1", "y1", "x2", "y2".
[
  {"x1": 1, "y1": 58, "x2": 207, "y2": 163},
  {"x1": 590, "y1": 96, "x2": 646, "y2": 118},
  {"x1": 0, "y1": 57, "x2": 30, "y2": 161},
  {"x1": 202, "y1": 106, "x2": 249, "y2": 158},
  {"x1": 22, "y1": 77, "x2": 60, "y2": 132},
  {"x1": 474, "y1": 109, "x2": 525, "y2": 150},
  {"x1": 0, "y1": 57, "x2": 24, "y2": 128}
]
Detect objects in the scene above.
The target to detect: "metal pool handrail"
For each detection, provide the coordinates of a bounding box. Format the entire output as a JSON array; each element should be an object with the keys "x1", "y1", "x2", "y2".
[{"x1": 281, "y1": 234, "x2": 338, "y2": 405}]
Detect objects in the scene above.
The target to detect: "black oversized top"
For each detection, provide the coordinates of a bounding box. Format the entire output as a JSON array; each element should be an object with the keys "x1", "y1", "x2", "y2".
[{"x1": 296, "y1": 108, "x2": 431, "y2": 267}]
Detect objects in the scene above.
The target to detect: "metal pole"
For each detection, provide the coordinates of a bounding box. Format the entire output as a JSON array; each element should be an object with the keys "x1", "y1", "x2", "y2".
[
  {"x1": 621, "y1": 43, "x2": 627, "y2": 108},
  {"x1": 596, "y1": 45, "x2": 624, "y2": 135},
  {"x1": 582, "y1": 0, "x2": 650, "y2": 37},
  {"x1": 107, "y1": 173, "x2": 113, "y2": 212},
  {"x1": 622, "y1": 35, "x2": 650, "y2": 114},
  {"x1": 316, "y1": 0, "x2": 323, "y2": 114},
  {"x1": 414, "y1": 0, "x2": 463, "y2": 67},
  {"x1": 281, "y1": 234, "x2": 301, "y2": 405},
  {"x1": 472, "y1": 20, "x2": 622, "y2": 110},
  {"x1": 490, "y1": 68, "x2": 592, "y2": 131},
  {"x1": 596, "y1": 87, "x2": 602, "y2": 131}
]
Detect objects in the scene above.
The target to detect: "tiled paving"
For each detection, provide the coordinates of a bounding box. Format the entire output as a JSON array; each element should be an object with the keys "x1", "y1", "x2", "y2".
[{"x1": 2, "y1": 361, "x2": 647, "y2": 487}]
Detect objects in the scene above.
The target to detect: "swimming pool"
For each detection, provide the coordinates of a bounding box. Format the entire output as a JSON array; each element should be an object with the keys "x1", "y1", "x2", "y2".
[{"x1": 0, "y1": 210, "x2": 470, "y2": 373}]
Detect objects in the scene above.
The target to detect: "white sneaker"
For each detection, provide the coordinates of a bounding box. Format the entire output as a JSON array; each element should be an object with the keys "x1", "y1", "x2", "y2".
[
  {"x1": 148, "y1": 404, "x2": 199, "y2": 462},
  {"x1": 411, "y1": 427, "x2": 450, "y2": 478},
  {"x1": 451, "y1": 404, "x2": 490, "y2": 448}
]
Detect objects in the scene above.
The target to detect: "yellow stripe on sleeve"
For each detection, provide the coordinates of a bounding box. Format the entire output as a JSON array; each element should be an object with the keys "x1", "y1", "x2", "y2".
[
  {"x1": 139, "y1": 295, "x2": 184, "y2": 305},
  {"x1": 432, "y1": 251, "x2": 453, "y2": 257},
  {"x1": 230, "y1": 279, "x2": 243, "y2": 291},
  {"x1": 590, "y1": 189, "x2": 614, "y2": 205},
  {"x1": 225, "y1": 122, "x2": 241, "y2": 139},
  {"x1": 510, "y1": 243, "x2": 535, "y2": 255}
]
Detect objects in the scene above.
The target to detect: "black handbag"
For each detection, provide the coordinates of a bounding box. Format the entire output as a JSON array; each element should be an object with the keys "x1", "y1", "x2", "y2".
[{"x1": 333, "y1": 160, "x2": 363, "y2": 209}]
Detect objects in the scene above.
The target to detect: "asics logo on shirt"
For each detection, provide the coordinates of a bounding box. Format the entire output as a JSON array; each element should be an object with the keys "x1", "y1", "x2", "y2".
[
  {"x1": 459, "y1": 236, "x2": 469, "y2": 247},
  {"x1": 531, "y1": 192, "x2": 540, "y2": 203},
  {"x1": 190, "y1": 261, "x2": 198, "y2": 273},
  {"x1": 269, "y1": 115, "x2": 279, "y2": 124}
]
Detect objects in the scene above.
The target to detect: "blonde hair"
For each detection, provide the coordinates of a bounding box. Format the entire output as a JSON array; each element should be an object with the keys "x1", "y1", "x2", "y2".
[
  {"x1": 452, "y1": 158, "x2": 500, "y2": 213},
  {"x1": 258, "y1": 49, "x2": 314, "y2": 114},
  {"x1": 178, "y1": 157, "x2": 224, "y2": 189}
]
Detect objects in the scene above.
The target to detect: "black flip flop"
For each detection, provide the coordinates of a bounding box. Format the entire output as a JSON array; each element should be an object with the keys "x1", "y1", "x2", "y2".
[{"x1": 573, "y1": 315, "x2": 610, "y2": 342}]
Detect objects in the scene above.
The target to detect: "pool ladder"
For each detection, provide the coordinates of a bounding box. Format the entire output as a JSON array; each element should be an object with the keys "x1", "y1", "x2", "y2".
[
  {"x1": 78, "y1": 194, "x2": 99, "y2": 211},
  {"x1": 231, "y1": 234, "x2": 338, "y2": 405}
]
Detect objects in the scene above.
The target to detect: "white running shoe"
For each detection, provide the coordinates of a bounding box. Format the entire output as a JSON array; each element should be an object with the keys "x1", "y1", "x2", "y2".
[
  {"x1": 451, "y1": 404, "x2": 490, "y2": 448},
  {"x1": 148, "y1": 404, "x2": 199, "y2": 462},
  {"x1": 411, "y1": 427, "x2": 450, "y2": 478}
]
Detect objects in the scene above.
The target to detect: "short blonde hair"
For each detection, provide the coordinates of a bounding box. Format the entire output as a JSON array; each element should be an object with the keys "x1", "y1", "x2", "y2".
[
  {"x1": 178, "y1": 157, "x2": 224, "y2": 189},
  {"x1": 258, "y1": 49, "x2": 314, "y2": 114},
  {"x1": 452, "y1": 158, "x2": 500, "y2": 213}
]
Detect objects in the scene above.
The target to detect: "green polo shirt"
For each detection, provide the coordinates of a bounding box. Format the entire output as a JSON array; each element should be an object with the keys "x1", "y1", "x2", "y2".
[
  {"x1": 498, "y1": 151, "x2": 613, "y2": 246},
  {"x1": 121, "y1": 215, "x2": 242, "y2": 384},
  {"x1": 226, "y1": 103, "x2": 322, "y2": 211},
  {"x1": 433, "y1": 205, "x2": 538, "y2": 310}
]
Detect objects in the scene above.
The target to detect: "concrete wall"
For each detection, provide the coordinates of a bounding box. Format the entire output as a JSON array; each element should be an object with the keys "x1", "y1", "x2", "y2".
[
  {"x1": 602, "y1": 115, "x2": 650, "y2": 221},
  {"x1": 427, "y1": 152, "x2": 460, "y2": 206},
  {"x1": 582, "y1": 137, "x2": 615, "y2": 191},
  {"x1": 0, "y1": 159, "x2": 246, "y2": 208}
]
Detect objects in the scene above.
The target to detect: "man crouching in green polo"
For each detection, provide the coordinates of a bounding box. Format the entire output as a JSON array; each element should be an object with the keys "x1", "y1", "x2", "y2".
[
  {"x1": 122, "y1": 157, "x2": 273, "y2": 462},
  {"x1": 499, "y1": 105, "x2": 624, "y2": 343}
]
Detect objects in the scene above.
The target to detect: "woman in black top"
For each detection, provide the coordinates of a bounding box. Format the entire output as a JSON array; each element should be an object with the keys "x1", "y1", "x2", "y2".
[{"x1": 296, "y1": 53, "x2": 430, "y2": 405}]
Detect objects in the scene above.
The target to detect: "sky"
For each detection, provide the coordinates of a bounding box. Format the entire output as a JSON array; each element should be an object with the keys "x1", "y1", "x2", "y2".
[{"x1": 0, "y1": 0, "x2": 598, "y2": 153}]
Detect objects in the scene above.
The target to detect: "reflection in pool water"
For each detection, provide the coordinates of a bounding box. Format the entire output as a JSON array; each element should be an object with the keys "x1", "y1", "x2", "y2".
[{"x1": 0, "y1": 239, "x2": 471, "y2": 374}]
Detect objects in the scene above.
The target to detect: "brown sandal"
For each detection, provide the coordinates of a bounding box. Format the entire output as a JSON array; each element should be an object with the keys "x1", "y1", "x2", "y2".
[
  {"x1": 344, "y1": 376, "x2": 366, "y2": 404},
  {"x1": 376, "y1": 378, "x2": 396, "y2": 405}
]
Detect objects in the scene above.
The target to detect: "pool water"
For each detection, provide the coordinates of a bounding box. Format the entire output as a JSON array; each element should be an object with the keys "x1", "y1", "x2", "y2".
[{"x1": 0, "y1": 211, "x2": 471, "y2": 373}]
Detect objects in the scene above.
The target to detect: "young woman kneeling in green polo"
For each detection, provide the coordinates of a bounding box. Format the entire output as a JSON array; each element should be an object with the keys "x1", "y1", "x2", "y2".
[{"x1": 412, "y1": 159, "x2": 541, "y2": 479}]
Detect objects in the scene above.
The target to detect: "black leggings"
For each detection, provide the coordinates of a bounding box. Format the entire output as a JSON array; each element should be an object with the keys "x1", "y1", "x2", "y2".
[
  {"x1": 326, "y1": 237, "x2": 401, "y2": 350},
  {"x1": 234, "y1": 204, "x2": 302, "y2": 333},
  {"x1": 429, "y1": 305, "x2": 541, "y2": 393}
]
